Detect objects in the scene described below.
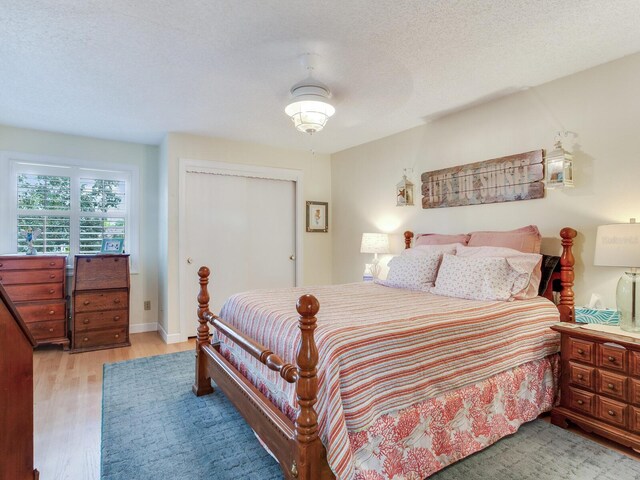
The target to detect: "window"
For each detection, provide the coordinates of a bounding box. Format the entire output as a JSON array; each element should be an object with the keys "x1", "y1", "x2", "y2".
[{"x1": 7, "y1": 156, "x2": 137, "y2": 266}]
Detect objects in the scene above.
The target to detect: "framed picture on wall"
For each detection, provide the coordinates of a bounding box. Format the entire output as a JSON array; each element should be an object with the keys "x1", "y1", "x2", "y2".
[
  {"x1": 306, "y1": 201, "x2": 328, "y2": 233},
  {"x1": 101, "y1": 238, "x2": 125, "y2": 254}
]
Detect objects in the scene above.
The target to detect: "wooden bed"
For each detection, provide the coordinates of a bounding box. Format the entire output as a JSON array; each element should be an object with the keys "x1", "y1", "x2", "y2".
[{"x1": 193, "y1": 227, "x2": 577, "y2": 480}]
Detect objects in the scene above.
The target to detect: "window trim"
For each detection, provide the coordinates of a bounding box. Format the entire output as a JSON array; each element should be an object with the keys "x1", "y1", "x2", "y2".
[{"x1": 2, "y1": 151, "x2": 140, "y2": 273}]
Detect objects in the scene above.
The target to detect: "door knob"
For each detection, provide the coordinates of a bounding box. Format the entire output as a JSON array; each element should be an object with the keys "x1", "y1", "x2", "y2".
[
  {"x1": 289, "y1": 255, "x2": 296, "y2": 261},
  {"x1": 187, "y1": 257, "x2": 193, "y2": 264}
]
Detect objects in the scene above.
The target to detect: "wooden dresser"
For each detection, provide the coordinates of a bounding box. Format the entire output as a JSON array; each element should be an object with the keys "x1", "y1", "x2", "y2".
[
  {"x1": 0, "y1": 283, "x2": 39, "y2": 480},
  {"x1": 551, "y1": 323, "x2": 640, "y2": 452},
  {"x1": 72, "y1": 254, "x2": 130, "y2": 353},
  {"x1": 0, "y1": 255, "x2": 69, "y2": 349}
]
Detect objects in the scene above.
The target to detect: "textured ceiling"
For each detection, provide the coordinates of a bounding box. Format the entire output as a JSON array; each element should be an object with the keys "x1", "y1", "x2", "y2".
[{"x1": 2, "y1": 0, "x2": 640, "y2": 153}]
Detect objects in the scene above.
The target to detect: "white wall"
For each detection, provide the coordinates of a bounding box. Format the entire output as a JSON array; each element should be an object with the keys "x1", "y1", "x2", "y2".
[
  {"x1": 158, "y1": 132, "x2": 332, "y2": 340},
  {"x1": 0, "y1": 125, "x2": 160, "y2": 332},
  {"x1": 332, "y1": 52, "x2": 640, "y2": 308}
]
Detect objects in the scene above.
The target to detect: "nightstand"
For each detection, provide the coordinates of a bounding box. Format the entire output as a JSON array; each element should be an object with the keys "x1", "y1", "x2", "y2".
[{"x1": 551, "y1": 323, "x2": 640, "y2": 452}]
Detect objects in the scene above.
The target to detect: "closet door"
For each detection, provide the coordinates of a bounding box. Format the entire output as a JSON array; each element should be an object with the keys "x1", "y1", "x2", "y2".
[{"x1": 180, "y1": 170, "x2": 296, "y2": 334}]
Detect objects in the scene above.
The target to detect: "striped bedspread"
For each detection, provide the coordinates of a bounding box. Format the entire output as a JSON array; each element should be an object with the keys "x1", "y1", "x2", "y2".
[{"x1": 217, "y1": 282, "x2": 560, "y2": 479}]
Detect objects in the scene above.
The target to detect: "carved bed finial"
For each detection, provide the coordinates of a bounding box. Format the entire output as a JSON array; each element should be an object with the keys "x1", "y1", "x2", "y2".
[
  {"x1": 404, "y1": 231, "x2": 414, "y2": 249},
  {"x1": 559, "y1": 228, "x2": 577, "y2": 322}
]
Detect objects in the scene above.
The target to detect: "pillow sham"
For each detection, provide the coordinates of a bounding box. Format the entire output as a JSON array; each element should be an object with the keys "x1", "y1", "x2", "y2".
[
  {"x1": 375, "y1": 253, "x2": 442, "y2": 291},
  {"x1": 415, "y1": 233, "x2": 470, "y2": 246},
  {"x1": 455, "y1": 245, "x2": 542, "y2": 299},
  {"x1": 431, "y1": 253, "x2": 538, "y2": 302},
  {"x1": 467, "y1": 225, "x2": 542, "y2": 253},
  {"x1": 401, "y1": 243, "x2": 459, "y2": 257}
]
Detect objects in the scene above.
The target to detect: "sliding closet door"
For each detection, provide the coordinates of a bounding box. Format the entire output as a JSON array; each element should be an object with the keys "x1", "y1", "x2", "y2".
[{"x1": 180, "y1": 169, "x2": 296, "y2": 334}]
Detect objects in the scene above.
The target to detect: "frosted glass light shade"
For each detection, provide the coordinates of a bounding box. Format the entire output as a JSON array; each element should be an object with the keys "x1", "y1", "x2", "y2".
[
  {"x1": 594, "y1": 222, "x2": 640, "y2": 268},
  {"x1": 617, "y1": 272, "x2": 640, "y2": 332},
  {"x1": 360, "y1": 233, "x2": 390, "y2": 254},
  {"x1": 285, "y1": 83, "x2": 335, "y2": 135}
]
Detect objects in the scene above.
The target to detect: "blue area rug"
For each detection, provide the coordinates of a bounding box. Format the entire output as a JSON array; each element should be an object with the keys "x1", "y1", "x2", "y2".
[{"x1": 102, "y1": 350, "x2": 640, "y2": 480}]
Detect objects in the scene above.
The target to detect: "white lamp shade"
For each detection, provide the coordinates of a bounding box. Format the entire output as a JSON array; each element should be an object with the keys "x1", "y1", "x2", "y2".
[
  {"x1": 594, "y1": 222, "x2": 640, "y2": 268},
  {"x1": 360, "y1": 233, "x2": 390, "y2": 254}
]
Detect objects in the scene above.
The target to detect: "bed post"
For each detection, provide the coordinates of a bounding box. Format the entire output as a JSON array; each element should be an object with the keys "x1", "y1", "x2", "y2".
[
  {"x1": 558, "y1": 227, "x2": 577, "y2": 323},
  {"x1": 404, "y1": 231, "x2": 414, "y2": 249},
  {"x1": 192, "y1": 266, "x2": 214, "y2": 396},
  {"x1": 294, "y1": 294, "x2": 324, "y2": 480}
]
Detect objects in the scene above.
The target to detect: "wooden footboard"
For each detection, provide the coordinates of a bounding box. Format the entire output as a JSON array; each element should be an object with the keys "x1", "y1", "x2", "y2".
[{"x1": 193, "y1": 266, "x2": 334, "y2": 480}]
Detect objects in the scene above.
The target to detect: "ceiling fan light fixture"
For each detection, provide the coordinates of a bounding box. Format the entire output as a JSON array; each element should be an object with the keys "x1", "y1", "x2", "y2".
[{"x1": 285, "y1": 78, "x2": 335, "y2": 135}]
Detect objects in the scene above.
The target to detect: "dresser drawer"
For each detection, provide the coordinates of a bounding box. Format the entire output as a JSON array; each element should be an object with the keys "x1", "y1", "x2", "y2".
[
  {"x1": 568, "y1": 387, "x2": 595, "y2": 415},
  {"x1": 74, "y1": 256, "x2": 129, "y2": 291},
  {"x1": 4, "y1": 283, "x2": 64, "y2": 302},
  {"x1": 29, "y1": 320, "x2": 66, "y2": 341},
  {"x1": 632, "y1": 407, "x2": 640, "y2": 433},
  {"x1": 630, "y1": 379, "x2": 640, "y2": 406},
  {"x1": 16, "y1": 300, "x2": 66, "y2": 323},
  {"x1": 596, "y1": 396, "x2": 628, "y2": 428},
  {"x1": 75, "y1": 291, "x2": 128, "y2": 313},
  {"x1": 0, "y1": 257, "x2": 65, "y2": 270},
  {"x1": 569, "y1": 338, "x2": 595, "y2": 365},
  {"x1": 0, "y1": 269, "x2": 64, "y2": 285},
  {"x1": 569, "y1": 362, "x2": 594, "y2": 390},
  {"x1": 75, "y1": 327, "x2": 127, "y2": 349},
  {"x1": 598, "y1": 343, "x2": 627, "y2": 373},
  {"x1": 632, "y1": 352, "x2": 640, "y2": 378},
  {"x1": 596, "y1": 370, "x2": 627, "y2": 401},
  {"x1": 74, "y1": 309, "x2": 128, "y2": 332}
]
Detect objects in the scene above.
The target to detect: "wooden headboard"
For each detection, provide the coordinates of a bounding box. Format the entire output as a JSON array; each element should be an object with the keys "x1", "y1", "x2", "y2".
[{"x1": 403, "y1": 228, "x2": 577, "y2": 323}]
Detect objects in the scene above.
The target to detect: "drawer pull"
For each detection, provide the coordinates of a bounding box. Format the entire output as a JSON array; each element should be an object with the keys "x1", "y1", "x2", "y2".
[
  {"x1": 608, "y1": 410, "x2": 616, "y2": 416},
  {"x1": 577, "y1": 399, "x2": 584, "y2": 405},
  {"x1": 114, "y1": 316, "x2": 121, "y2": 321},
  {"x1": 49, "y1": 310, "x2": 55, "y2": 315},
  {"x1": 577, "y1": 374, "x2": 584, "y2": 380},
  {"x1": 114, "y1": 298, "x2": 121, "y2": 304},
  {"x1": 49, "y1": 262, "x2": 55, "y2": 266},
  {"x1": 607, "y1": 383, "x2": 615, "y2": 390},
  {"x1": 83, "y1": 319, "x2": 90, "y2": 324},
  {"x1": 577, "y1": 348, "x2": 584, "y2": 355},
  {"x1": 114, "y1": 334, "x2": 120, "y2": 339},
  {"x1": 48, "y1": 328, "x2": 54, "y2": 333},
  {"x1": 0, "y1": 263, "x2": 3, "y2": 267},
  {"x1": 607, "y1": 356, "x2": 616, "y2": 362},
  {"x1": 83, "y1": 300, "x2": 90, "y2": 305},
  {"x1": 48, "y1": 289, "x2": 54, "y2": 294},
  {"x1": 83, "y1": 337, "x2": 89, "y2": 342},
  {"x1": 50, "y1": 274, "x2": 56, "y2": 279}
]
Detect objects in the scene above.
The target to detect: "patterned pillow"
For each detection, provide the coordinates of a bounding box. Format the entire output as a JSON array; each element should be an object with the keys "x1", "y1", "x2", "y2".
[
  {"x1": 401, "y1": 243, "x2": 459, "y2": 257},
  {"x1": 432, "y1": 254, "x2": 535, "y2": 301},
  {"x1": 375, "y1": 253, "x2": 441, "y2": 291}
]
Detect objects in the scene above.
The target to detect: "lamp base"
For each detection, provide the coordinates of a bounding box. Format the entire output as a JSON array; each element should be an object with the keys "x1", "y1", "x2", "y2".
[{"x1": 617, "y1": 271, "x2": 640, "y2": 332}]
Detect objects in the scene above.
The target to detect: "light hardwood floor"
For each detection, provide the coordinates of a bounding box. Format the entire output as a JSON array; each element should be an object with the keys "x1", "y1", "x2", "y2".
[
  {"x1": 33, "y1": 332, "x2": 194, "y2": 480},
  {"x1": 33, "y1": 333, "x2": 640, "y2": 480}
]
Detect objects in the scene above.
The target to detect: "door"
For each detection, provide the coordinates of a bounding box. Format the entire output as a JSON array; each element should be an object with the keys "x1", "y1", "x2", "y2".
[{"x1": 180, "y1": 166, "x2": 298, "y2": 338}]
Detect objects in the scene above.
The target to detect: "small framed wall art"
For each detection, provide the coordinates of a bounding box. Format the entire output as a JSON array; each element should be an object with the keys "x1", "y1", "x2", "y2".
[
  {"x1": 306, "y1": 201, "x2": 328, "y2": 232},
  {"x1": 101, "y1": 238, "x2": 125, "y2": 254}
]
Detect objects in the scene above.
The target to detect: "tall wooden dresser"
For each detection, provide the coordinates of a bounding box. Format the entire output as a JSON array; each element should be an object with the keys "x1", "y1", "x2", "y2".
[
  {"x1": 0, "y1": 254, "x2": 69, "y2": 349},
  {"x1": 72, "y1": 254, "x2": 130, "y2": 353}
]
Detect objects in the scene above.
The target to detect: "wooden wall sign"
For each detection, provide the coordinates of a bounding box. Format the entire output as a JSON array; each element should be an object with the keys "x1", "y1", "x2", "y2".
[{"x1": 421, "y1": 150, "x2": 544, "y2": 209}]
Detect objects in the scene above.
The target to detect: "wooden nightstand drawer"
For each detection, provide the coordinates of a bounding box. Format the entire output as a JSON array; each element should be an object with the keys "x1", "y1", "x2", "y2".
[
  {"x1": 29, "y1": 320, "x2": 66, "y2": 341},
  {"x1": 597, "y1": 370, "x2": 627, "y2": 401},
  {"x1": 0, "y1": 257, "x2": 65, "y2": 270},
  {"x1": 598, "y1": 343, "x2": 627, "y2": 373},
  {"x1": 74, "y1": 309, "x2": 128, "y2": 332},
  {"x1": 0, "y1": 269, "x2": 63, "y2": 285},
  {"x1": 569, "y1": 362, "x2": 594, "y2": 390},
  {"x1": 596, "y1": 396, "x2": 628, "y2": 428},
  {"x1": 16, "y1": 300, "x2": 66, "y2": 323},
  {"x1": 75, "y1": 327, "x2": 127, "y2": 349},
  {"x1": 569, "y1": 338, "x2": 594, "y2": 364},
  {"x1": 569, "y1": 387, "x2": 594, "y2": 415},
  {"x1": 75, "y1": 291, "x2": 128, "y2": 313},
  {"x1": 4, "y1": 283, "x2": 64, "y2": 302}
]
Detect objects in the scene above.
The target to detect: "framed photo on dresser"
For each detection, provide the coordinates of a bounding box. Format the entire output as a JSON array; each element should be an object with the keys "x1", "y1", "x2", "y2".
[{"x1": 101, "y1": 238, "x2": 124, "y2": 254}]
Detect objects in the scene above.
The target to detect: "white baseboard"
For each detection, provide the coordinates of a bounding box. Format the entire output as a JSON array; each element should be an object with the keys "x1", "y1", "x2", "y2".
[
  {"x1": 157, "y1": 323, "x2": 183, "y2": 344},
  {"x1": 129, "y1": 322, "x2": 158, "y2": 334}
]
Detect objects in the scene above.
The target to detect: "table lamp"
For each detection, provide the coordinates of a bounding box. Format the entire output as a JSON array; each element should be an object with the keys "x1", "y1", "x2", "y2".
[
  {"x1": 360, "y1": 233, "x2": 390, "y2": 280},
  {"x1": 594, "y1": 218, "x2": 640, "y2": 332}
]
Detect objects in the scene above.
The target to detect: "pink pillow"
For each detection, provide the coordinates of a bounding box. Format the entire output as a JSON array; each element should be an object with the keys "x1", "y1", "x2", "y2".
[
  {"x1": 402, "y1": 243, "x2": 459, "y2": 257},
  {"x1": 456, "y1": 245, "x2": 542, "y2": 299},
  {"x1": 467, "y1": 225, "x2": 541, "y2": 253},
  {"x1": 415, "y1": 233, "x2": 470, "y2": 246}
]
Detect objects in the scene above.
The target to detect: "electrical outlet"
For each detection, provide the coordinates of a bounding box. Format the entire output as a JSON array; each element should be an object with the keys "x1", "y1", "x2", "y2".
[{"x1": 144, "y1": 300, "x2": 151, "y2": 311}]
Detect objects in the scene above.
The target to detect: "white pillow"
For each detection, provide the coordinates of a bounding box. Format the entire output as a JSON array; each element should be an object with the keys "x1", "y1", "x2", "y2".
[
  {"x1": 456, "y1": 245, "x2": 542, "y2": 299},
  {"x1": 375, "y1": 253, "x2": 441, "y2": 291},
  {"x1": 401, "y1": 243, "x2": 459, "y2": 257},
  {"x1": 431, "y1": 254, "x2": 537, "y2": 301}
]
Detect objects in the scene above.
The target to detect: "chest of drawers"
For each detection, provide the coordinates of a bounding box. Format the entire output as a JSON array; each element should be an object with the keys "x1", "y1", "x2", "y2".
[
  {"x1": 71, "y1": 254, "x2": 130, "y2": 353},
  {"x1": 0, "y1": 255, "x2": 69, "y2": 349},
  {"x1": 551, "y1": 323, "x2": 640, "y2": 452}
]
